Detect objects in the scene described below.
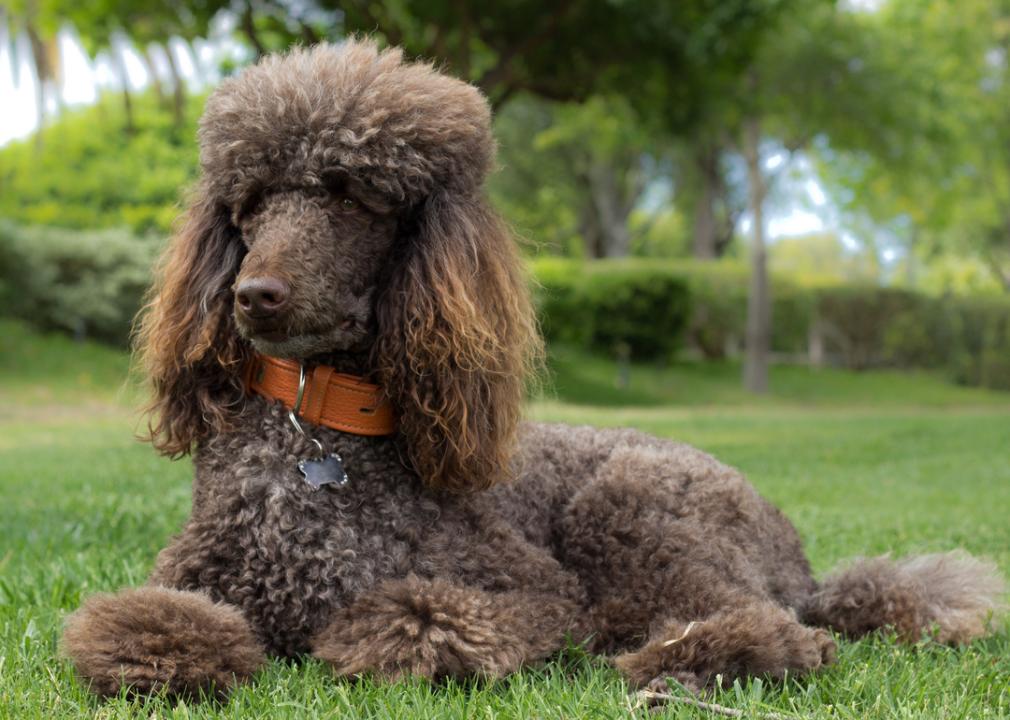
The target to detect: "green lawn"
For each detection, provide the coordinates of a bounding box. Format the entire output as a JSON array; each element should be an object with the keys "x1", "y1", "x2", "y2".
[{"x1": 2, "y1": 320, "x2": 1009, "y2": 719}]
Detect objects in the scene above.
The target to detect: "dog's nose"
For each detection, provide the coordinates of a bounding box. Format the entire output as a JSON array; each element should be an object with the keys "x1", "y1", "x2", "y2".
[{"x1": 236, "y1": 277, "x2": 290, "y2": 318}]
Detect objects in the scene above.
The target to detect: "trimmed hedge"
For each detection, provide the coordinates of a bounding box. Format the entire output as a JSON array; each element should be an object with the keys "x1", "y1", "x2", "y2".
[
  {"x1": 534, "y1": 258, "x2": 691, "y2": 360},
  {"x1": 531, "y1": 257, "x2": 1010, "y2": 390},
  {"x1": 1, "y1": 222, "x2": 1008, "y2": 391},
  {"x1": 0, "y1": 222, "x2": 161, "y2": 346}
]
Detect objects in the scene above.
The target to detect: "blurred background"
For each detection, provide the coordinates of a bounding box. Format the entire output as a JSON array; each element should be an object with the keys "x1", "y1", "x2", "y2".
[
  {"x1": 2, "y1": 5, "x2": 1010, "y2": 715},
  {"x1": 1, "y1": 0, "x2": 1009, "y2": 394}
]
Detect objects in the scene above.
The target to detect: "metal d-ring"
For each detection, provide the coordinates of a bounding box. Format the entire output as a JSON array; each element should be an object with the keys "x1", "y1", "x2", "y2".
[
  {"x1": 289, "y1": 364, "x2": 325, "y2": 456},
  {"x1": 288, "y1": 363, "x2": 307, "y2": 435}
]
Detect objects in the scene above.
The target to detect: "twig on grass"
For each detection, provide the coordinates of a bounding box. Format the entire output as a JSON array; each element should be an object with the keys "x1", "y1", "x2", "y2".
[{"x1": 635, "y1": 689, "x2": 798, "y2": 720}]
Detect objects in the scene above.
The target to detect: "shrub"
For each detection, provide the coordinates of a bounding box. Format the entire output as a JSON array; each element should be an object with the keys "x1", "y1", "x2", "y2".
[
  {"x1": 531, "y1": 257, "x2": 593, "y2": 347},
  {"x1": 811, "y1": 286, "x2": 925, "y2": 370},
  {"x1": 771, "y1": 284, "x2": 815, "y2": 357},
  {"x1": 530, "y1": 257, "x2": 1010, "y2": 391},
  {"x1": 947, "y1": 298, "x2": 1010, "y2": 390},
  {"x1": 582, "y1": 264, "x2": 691, "y2": 360},
  {"x1": 0, "y1": 222, "x2": 162, "y2": 346},
  {"x1": 531, "y1": 259, "x2": 690, "y2": 360},
  {"x1": 4, "y1": 226, "x2": 1009, "y2": 393},
  {"x1": 678, "y1": 262, "x2": 749, "y2": 360}
]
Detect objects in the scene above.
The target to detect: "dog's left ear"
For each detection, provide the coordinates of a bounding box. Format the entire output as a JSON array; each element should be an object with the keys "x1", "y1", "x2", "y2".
[{"x1": 373, "y1": 189, "x2": 540, "y2": 493}]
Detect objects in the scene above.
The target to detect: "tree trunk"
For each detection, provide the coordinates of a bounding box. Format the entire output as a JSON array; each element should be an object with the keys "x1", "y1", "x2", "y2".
[
  {"x1": 692, "y1": 144, "x2": 719, "y2": 260},
  {"x1": 588, "y1": 160, "x2": 632, "y2": 258},
  {"x1": 141, "y1": 45, "x2": 165, "y2": 107},
  {"x1": 165, "y1": 44, "x2": 187, "y2": 127},
  {"x1": 743, "y1": 114, "x2": 770, "y2": 394},
  {"x1": 242, "y1": 0, "x2": 266, "y2": 59},
  {"x1": 110, "y1": 44, "x2": 135, "y2": 133},
  {"x1": 26, "y1": 22, "x2": 48, "y2": 149},
  {"x1": 164, "y1": 44, "x2": 186, "y2": 128}
]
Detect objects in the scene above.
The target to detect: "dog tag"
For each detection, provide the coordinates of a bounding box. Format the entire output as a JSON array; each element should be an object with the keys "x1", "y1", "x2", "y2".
[{"x1": 297, "y1": 453, "x2": 349, "y2": 490}]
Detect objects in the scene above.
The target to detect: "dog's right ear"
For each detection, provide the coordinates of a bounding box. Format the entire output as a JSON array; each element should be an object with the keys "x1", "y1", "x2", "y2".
[{"x1": 135, "y1": 189, "x2": 250, "y2": 457}]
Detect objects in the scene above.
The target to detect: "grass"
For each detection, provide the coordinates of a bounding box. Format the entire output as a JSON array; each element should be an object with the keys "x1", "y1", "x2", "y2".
[{"x1": 1, "y1": 318, "x2": 1009, "y2": 719}]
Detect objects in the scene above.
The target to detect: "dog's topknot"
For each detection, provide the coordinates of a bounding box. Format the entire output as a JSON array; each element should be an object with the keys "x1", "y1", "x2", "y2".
[{"x1": 199, "y1": 39, "x2": 495, "y2": 207}]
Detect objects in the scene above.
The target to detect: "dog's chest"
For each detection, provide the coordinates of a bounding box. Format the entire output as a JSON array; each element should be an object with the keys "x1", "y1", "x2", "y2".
[{"x1": 195, "y1": 410, "x2": 442, "y2": 654}]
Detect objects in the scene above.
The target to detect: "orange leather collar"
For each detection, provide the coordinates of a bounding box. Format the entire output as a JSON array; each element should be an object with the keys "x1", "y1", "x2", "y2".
[{"x1": 245, "y1": 354, "x2": 396, "y2": 436}]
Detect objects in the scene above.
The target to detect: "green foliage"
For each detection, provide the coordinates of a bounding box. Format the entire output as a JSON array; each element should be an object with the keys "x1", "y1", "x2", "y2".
[
  {"x1": 813, "y1": 286, "x2": 926, "y2": 370},
  {"x1": 814, "y1": 0, "x2": 1010, "y2": 290},
  {"x1": 329, "y1": 0, "x2": 790, "y2": 117},
  {"x1": 490, "y1": 94, "x2": 670, "y2": 259},
  {"x1": 533, "y1": 259, "x2": 691, "y2": 361},
  {"x1": 581, "y1": 266, "x2": 691, "y2": 360},
  {"x1": 531, "y1": 258, "x2": 1010, "y2": 390},
  {"x1": 771, "y1": 232, "x2": 882, "y2": 284},
  {"x1": 490, "y1": 97, "x2": 584, "y2": 256},
  {"x1": 0, "y1": 222, "x2": 161, "y2": 346},
  {"x1": 0, "y1": 92, "x2": 201, "y2": 234},
  {"x1": 678, "y1": 261, "x2": 751, "y2": 360},
  {"x1": 947, "y1": 297, "x2": 1010, "y2": 391},
  {"x1": 531, "y1": 258, "x2": 592, "y2": 346}
]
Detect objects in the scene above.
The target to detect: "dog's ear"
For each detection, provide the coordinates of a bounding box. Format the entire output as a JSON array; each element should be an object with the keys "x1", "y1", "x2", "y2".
[
  {"x1": 135, "y1": 190, "x2": 250, "y2": 457},
  {"x1": 373, "y1": 190, "x2": 541, "y2": 493}
]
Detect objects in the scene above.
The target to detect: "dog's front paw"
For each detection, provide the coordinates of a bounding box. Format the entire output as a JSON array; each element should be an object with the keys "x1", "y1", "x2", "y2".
[
  {"x1": 312, "y1": 576, "x2": 555, "y2": 681},
  {"x1": 61, "y1": 587, "x2": 265, "y2": 698}
]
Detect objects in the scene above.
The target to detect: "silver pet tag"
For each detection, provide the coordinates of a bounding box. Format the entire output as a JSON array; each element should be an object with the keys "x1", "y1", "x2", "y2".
[{"x1": 298, "y1": 452, "x2": 349, "y2": 490}]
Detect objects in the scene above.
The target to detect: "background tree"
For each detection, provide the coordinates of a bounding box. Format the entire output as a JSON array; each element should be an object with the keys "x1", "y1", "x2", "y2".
[
  {"x1": 702, "y1": 0, "x2": 904, "y2": 392},
  {"x1": 818, "y1": 0, "x2": 1010, "y2": 293},
  {"x1": 493, "y1": 95, "x2": 670, "y2": 258}
]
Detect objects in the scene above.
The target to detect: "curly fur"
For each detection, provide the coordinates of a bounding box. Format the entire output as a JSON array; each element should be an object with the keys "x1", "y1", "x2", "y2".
[
  {"x1": 136, "y1": 191, "x2": 251, "y2": 458},
  {"x1": 63, "y1": 39, "x2": 1007, "y2": 701},
  {"x1": 311, "y1": 575, "x2": 581, "y2": 680},
  {"x1": 615, "y1": 603, "x2": 836, "y2": 693},
  {"x1": 61, "y1": 587, "x2": 264, "y2": 697},
  {"x1": 803, "y1": 552, "x2": 1006, "y2": 644}
]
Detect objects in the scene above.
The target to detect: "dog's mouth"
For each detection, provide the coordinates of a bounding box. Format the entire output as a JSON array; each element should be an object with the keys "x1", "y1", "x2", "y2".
[
  {"x1": 235, "y1": 314, "x2": 288, "y2": 342},
  {"x1": 254, "y1": 328, "x2": 288, "y2": 343},
  {"x1": 236, "y1": 314, "x2": 367, "y2": 358}
]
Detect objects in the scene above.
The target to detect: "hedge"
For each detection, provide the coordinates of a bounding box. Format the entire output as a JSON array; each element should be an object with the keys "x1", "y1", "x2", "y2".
[
  {"x1": 534, "y1": 258, "x2": 692, "y2": 361},
  {"x1": 0, "y1": 222, "x2": 161, "y2": 346},
  {"x1": 531, "y1": 258, "x2": 1010, "y2": 390},
  {"x1": 1, "y1": 223, "x2": 1008, "y2": 390}
]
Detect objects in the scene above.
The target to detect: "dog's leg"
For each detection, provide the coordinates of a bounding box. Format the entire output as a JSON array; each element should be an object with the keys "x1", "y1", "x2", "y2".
[
  {"x1": 614, "y1": 601, "x2": 836, "y2": 693},
  {"x1": 310, "y1": 575, "x2": 581, "y2": 681},
  {"x1": 61, "y1": 586, "x2": 265, "y2": 698}
]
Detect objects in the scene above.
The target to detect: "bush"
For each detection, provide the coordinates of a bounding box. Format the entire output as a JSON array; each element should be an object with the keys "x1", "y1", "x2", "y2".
[
  {"x1": 0, "y1": 222, "x2": 162, "y2": 346},
  {"x1": 678, "y1": 262, "x2": 749, "y2": 360},
  {"x1": 532, "y1": 257, "x2": 593, "y2": 347},
  {"x1": 3, "y1": 226, "x2": 1008, "y2": 392},
  {"x1": 947, "y1": 298, "x2": 1010, "y2": 390},
  {"x1": 812, "y1": 286, "x2": 928, "y2": 370},
  {"x1": 531, "y1": 259, "x2": 690, "y2": 360},
  {"x1": 583, "y1": 265, "x2": 691, "y2": 360},
  {"x1": 530, "y1": 257, "x2": 1010, "y2": 391}
]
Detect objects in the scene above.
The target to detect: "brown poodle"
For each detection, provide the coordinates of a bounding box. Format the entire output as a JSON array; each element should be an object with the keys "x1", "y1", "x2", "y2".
[{"x1": 62, "y1": 39, "x2": 1005, "y2": 700}]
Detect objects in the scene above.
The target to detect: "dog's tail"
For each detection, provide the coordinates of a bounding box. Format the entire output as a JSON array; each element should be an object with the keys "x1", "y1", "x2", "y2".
[{"x1": 802, "y1": 551, "x2": 1006, "y2": 644}]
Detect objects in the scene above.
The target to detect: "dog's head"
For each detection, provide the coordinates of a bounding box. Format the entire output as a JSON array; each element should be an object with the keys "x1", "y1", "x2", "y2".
[{"x1": 137, "y1": 39, "x2": 539, "y2": 492}]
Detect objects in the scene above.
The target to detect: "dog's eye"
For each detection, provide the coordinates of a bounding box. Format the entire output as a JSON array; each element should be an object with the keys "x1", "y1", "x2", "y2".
[{"x1": 339, "y1": 196, "x2": 358, "y2": 211}]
